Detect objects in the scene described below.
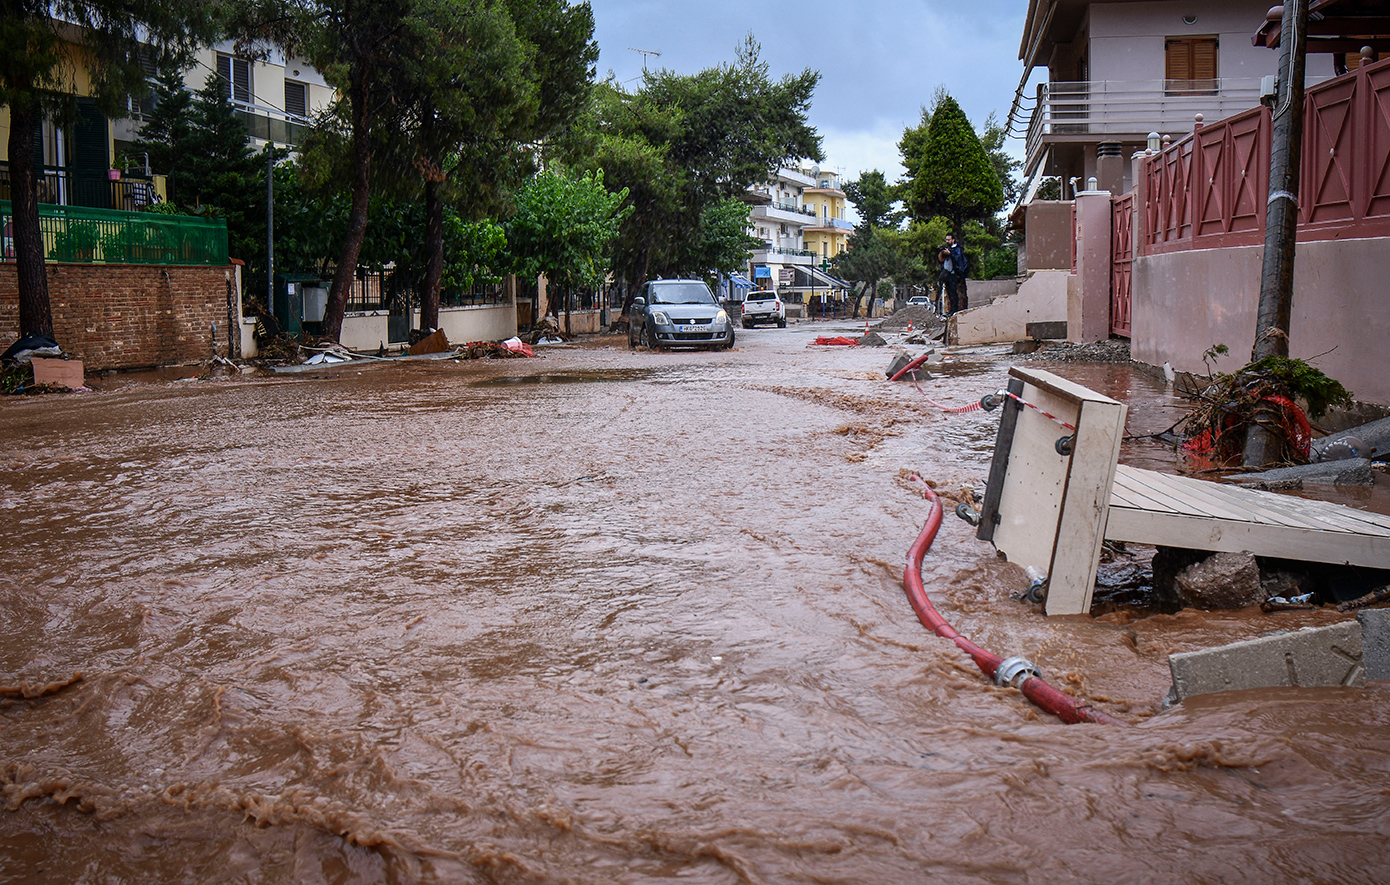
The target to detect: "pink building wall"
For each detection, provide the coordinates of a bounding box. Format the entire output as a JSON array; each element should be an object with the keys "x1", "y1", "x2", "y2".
[
  {"x1": 1125, "y1": 56, "x2": 1390, "y2": 406},
  {"x1": 1132, "y1": 237, "x2": 1390, "y2": 405}
]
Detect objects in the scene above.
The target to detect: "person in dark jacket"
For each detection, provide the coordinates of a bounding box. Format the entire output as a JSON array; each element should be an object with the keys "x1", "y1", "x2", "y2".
[{"x1": 938, "y1": 234, "x2": 968, "y2": 315}]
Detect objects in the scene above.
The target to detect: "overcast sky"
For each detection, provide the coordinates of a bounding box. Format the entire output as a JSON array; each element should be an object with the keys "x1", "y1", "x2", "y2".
[{"x1": 587, "y1": 0, "x2": 1035, "y2": 187}]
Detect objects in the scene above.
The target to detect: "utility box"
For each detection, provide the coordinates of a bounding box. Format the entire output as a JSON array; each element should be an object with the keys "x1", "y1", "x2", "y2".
[{"x1": 273, "y1": 273, "x2": 322, "y2": 338}]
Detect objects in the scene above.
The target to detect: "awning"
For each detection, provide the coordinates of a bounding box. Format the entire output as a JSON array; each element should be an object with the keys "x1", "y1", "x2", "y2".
[
  {"x1": 727, "y1": 273, "x2": 755, "y2": 289},
  {"x1": 784, "y1": 265, "x2": 848, "y2": 291}
]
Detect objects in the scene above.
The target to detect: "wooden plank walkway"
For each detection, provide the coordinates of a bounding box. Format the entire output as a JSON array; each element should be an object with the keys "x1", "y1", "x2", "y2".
[{"x1": 1106, "y1": 465, "x2": 1390, "y2": 569}]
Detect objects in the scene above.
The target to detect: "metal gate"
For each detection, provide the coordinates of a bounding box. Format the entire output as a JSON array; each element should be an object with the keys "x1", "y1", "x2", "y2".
[{"x1": 1110, "y1": 193, "x2": 1133, "y2": 337}]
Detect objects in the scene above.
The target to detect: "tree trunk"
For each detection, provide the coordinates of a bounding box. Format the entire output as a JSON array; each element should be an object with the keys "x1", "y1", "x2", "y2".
[
  {"x1": 322, "y1": 64, "x2": 373, "y2": 343},
  {"x1": 420, "y1": 177, "x2": 444, "y2": 332},
  {"x1": 8, "y1": 95, "x2": 55, "y2": 339},
  {"x1": 1244, "y1": 0, "x2": 1309, "y2": 467},
  {"x1": 620, "y1": 248, "x2": 649, "y2": 319}
]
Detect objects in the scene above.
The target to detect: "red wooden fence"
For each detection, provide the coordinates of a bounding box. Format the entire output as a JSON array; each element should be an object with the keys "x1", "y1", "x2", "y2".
[
  {"x1": 1111, "y1": 193, "x2": 1134, "y2": 337},
  {"x1": 1143, "y1": 56, "x2": 1390, "y2": 253}
]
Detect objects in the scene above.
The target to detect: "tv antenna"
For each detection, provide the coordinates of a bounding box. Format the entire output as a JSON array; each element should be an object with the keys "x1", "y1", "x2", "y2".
[{"x1": 628, "y1": 47, "x2": 660, "y2": 71}]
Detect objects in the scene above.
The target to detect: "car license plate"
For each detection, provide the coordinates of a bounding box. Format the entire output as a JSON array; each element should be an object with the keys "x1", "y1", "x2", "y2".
[{"x1": 679, "y1": 325, "x2": 707, "y2": 333}]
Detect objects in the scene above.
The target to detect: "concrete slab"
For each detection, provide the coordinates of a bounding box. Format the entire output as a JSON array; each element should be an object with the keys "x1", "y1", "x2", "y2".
[
  {"x1": 1313, "y1": 416, "x2": 1390, "y2": 461},
  {"x1": 952, "y1": 270, "x2": 1068, "y2": 346},
  {"x1": 1359, "y1": 609, "x2": 1390, "y2": 680},
  {"x1": 1168, "y1": 621, "x2": 1365, "y2": 702},
  {"x1": 1230, "y1": 458, "x2": 1374, "y2": 488}
]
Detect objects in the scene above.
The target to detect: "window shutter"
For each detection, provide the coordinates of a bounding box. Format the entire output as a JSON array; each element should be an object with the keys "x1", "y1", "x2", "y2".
[
  {"x1": 285, "y1": 81, "x2": 307, "y2": 119},
  {"x1": 217, "y1": 54, "x2": 232, "y2": 98},
  {"x1": 1192, "y1": 38, "x2": 1217, "y2": 81},
  {"x1": 232, "y1": 58, "x2": 251, "y2": 103},
  {"x1": 1166, "y1": 36, "x2": 1218, "y2": 94}
]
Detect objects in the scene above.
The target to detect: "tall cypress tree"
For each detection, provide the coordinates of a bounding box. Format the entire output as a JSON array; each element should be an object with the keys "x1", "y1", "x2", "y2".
[
  {"x1": 900, "y1": 95, "x2": 1002, "y2": 240},
  {"x1": 171, "y1": 74, "x2": 263, "y2": 261}
]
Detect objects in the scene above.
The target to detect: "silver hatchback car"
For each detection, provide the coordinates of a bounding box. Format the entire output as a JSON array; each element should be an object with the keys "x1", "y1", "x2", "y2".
[{"x1": 629, "y1": 279, "x2": 735, "y2": 351}]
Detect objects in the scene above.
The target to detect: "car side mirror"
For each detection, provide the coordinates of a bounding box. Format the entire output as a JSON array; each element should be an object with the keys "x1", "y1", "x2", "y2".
[{"x1": 632, "y1": 296, "x2": 645, "y2": 308}]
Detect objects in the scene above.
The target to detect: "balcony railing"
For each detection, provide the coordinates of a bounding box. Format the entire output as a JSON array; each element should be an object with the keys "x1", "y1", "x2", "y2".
[
  {"x1": 235, "y1": 104, "x2": 310, "y2": 146},
  {"x1": 1022, "y1": 77, "x2": 1276, "y2": 170},
  {"x1": 1141, "y1": 57, "x2": 1390, "y2": 254},
  {"x1": 0, "y1": 163, "x2": 163, "y2": 212},
  {"x1": 805, "y1": 217, "x2": 853, "y2": 232}
]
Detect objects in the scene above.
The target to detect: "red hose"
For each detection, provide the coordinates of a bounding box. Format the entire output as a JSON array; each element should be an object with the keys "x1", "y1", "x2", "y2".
[{"x1": 903, "y1": 477, "x2": 1124, "y2": 726}]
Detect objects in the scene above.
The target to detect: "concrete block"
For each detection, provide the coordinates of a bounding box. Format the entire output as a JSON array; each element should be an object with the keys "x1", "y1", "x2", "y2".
[
  {"x1": 1359, "y1": 609, "x2": 1390, "y2": 680},
  {"x1": 1313, "y1": 416, "x2": 1390, "y2": 461},
  {"x1": 1026, "y1": 321, "x2": 1068, "y2": 340},
  {"x1": 1231, "y1": 458, "x2": 1374, "y2": 488},
  {"x1": 1168, "y1": 621, "x2": 1364, "y2": 702}
]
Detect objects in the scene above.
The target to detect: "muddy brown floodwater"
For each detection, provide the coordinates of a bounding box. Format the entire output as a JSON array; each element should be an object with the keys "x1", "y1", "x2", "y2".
[{"x1": 2, "y1": 323, "x2": 1388, "y2": 884}]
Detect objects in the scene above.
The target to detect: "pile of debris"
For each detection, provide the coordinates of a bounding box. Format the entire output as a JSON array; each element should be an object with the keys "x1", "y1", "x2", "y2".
[
  {"x1": 1020, "y1": 338, "x2": 1132, "y2": 364},
  {"x1": 453, "y1": 340, "x2": 535, "y2": 360},
  {"x1": 874, "y1": 306, "x2": 945, "y2": 335}
]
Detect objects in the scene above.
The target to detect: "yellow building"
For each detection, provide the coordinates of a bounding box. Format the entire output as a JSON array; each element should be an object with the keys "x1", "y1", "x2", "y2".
[
  {"x1": 3, "y1": 27, "x2": 332, "y2": 214},
  {"x1": 800, "y1": 169, "x2": 853, "y2": 261}
]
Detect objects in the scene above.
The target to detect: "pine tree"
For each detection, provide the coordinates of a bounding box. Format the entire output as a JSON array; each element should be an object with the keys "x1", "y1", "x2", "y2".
[
  {"x1": 173, "y1": 74, "x2": 263, "y2": 261},
  {"x1": 133, "y1": 68, "x2": 195, "y2": 203}
]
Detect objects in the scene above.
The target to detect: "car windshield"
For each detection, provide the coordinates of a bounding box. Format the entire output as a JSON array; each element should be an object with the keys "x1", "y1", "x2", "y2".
[
  {"x1": 747, "y1": 293, "x2": 775, "y2": 303},
  {"x1": 650, "y1": 283, "x2": 716, "y2": 305}
]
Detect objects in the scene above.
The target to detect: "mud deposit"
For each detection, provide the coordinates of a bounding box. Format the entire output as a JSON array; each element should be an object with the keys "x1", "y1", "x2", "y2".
[{"x1": 2, "y1": 325, "x2": 1387, "y2": 883}]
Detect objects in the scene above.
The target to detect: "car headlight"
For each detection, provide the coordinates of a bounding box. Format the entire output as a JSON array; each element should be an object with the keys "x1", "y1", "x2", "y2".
[
  {"x1": 651, "y1": 311, "x2": 671, "y2": 326},
  {"x1": 715, "y1": 310, "x2": 728, "y2": 324}
]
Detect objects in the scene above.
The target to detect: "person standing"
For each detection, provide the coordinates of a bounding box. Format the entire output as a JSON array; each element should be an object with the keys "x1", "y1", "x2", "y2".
[{"x1": 940, "y1": 234, "x2": 968, "y2": 315}]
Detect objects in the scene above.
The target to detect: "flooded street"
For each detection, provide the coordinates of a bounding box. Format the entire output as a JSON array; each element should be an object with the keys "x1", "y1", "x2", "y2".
[{"x1": 2, "y1": 323, "x2": 1388, "y2": 883}]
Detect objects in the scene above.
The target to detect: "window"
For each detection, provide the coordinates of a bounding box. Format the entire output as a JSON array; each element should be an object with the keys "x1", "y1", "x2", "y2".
[
  {"x1": 284, "y1": 81, "x2": 308, "y2": 119},
  {"x1": 1166, "y1": 36, "x2": 1218, "y2": 95},
  {"x1": 216, "y1": 53, "x2": 252, "y2": 103}
]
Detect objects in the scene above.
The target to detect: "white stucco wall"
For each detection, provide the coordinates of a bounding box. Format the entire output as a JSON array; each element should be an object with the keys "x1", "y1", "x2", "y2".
[{"x1": 952, "y1": 270, "x2": 1069, "y2": 346}]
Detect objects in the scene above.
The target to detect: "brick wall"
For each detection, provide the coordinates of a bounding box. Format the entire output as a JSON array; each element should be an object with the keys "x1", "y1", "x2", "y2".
[{"x1": 0, "y1": 263, "x2": 235, "y2": 370}]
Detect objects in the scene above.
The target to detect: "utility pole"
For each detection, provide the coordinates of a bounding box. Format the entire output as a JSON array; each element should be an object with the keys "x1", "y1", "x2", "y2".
[
  {"x1": 1244, "y1": 0, "x2": 1309, "y2": 467},
  {"x1": 266, "y1": 144, "x2": 275, "y2": 321}
]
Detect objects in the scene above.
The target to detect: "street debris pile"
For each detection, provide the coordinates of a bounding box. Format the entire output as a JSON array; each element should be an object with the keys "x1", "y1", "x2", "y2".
[
  {"x1": 1020, "y1": 338, "x2": 1132, "y2": 363},
  {"x1": 1180, "y1": 353, "x2": 1352, "y2": 466},
  {"x1": 453, "y1": 340, "x2": 535, "y2": 360},
  {"x1": 1086, "y1": 543, "x2": 1390, "y2": 618},
  {"x1": 1, "y1": 333, "x2": 88, "y2": 395},
  {"x1": 875, "y1": 305, "x2": 945, "y2": 335}
]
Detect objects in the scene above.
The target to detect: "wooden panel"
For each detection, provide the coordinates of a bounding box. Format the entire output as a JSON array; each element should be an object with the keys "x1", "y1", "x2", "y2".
[
  {"x1": 1107, "y1": 466, "x2": 1390, "y2": 570},
  {"x1": 989, "y1": 369, "x2": 1127, "y2": 616},
  {"x1": 991, "y1": 381, "x2": 1079, "y2": 576},
  {"x1": 1114, "y1": 466, "x2": 1390, "y2": 534},
  {"x1": 1046, "y1": 398, "x2": 1127, "y2": 616},
  {"x1": 1106, "y1": 507, "x2": 1390, "y2": 569}
]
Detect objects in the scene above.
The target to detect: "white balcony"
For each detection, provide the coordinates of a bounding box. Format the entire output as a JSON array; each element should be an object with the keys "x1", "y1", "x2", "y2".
[
  {"x1": 1022, "y1": 77, "x2": 1274, "y2": 172},
  {"x1": 751, "y1": 246, "x2": 816, "y2": 265},
  {"x1": 750, "y1": 201, "x2": 817, "y2": 227}
]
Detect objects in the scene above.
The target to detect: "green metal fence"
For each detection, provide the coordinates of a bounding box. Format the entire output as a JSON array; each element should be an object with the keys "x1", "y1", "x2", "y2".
[{"x1": 1, "y1": 201, "x2": 229, "y2": 266}]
